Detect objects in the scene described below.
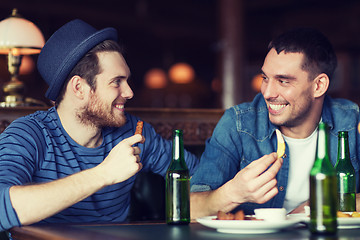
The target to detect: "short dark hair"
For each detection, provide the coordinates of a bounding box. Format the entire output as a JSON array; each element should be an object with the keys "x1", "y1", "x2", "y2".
[
  {"x1": 55, "y1": 40, "x2": 123, "y2": 105},
  {"x1": 268, "y1": 28, "x2": 337, "y2": 81}
]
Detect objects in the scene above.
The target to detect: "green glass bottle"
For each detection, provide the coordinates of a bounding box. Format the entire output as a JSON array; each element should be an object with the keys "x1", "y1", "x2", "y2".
[
  {"x1": 309, "y1": 122, "x2": 337, "y2": 234},
  {"x1": 165, "y1": 129, "x2": 190, "y2": 225},
  {"x1": 335, "y1": 131, "x2": 356, "y2": 212}
]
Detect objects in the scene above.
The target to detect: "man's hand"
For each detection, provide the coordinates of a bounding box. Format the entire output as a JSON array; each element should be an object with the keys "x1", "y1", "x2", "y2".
[
  {"x1": 225, "y1": 152, "x2": 283, "y2": 205},
  {"x1": 190, "y1": 152, "x2": 283, "y2": 219},
  {"x1": 96, "y1": 134, "x2": 145, "y2": 185},
  {"x1": 9, "y1": 134, "x2": 145, "y2": 226}
]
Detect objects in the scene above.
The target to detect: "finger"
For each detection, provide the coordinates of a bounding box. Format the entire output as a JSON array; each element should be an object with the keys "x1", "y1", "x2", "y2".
[
  {"x1": 251, "y1": 157, "x2": 282, "y2": 189},
  {"x1": 133, "y1": 146, "x2": 141, "y2": 155},
  {"x1": 244, "y1": 157, "x2": 281, "y2": 197},
  {"x1": 256, "y1": 185, "x2": 279, "y2": 204},
  {"x1": 257, "y1": 178, "x2": 278, "y2": 196},
  {"x1": 244, "y1": 153, "x2": 278, "y2": 178},
  {"x1": 121, "y1": 134, "x2": 143, "y2": 146},
  {"x1": 246, "y1": 178, "x2": 278, "y2": 204},
  {"x1": 137, "y1": 162, "x2": 143, "y2": 171},
  {"x1": 251, "y1": 153, "x2": 278, "y2": 172},
  {"x1": 263, "y1": 157, "x2": 283, "y2": 179}
]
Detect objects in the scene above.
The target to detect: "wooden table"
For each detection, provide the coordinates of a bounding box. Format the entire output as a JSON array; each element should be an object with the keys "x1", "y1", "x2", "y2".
[{"x1": 9, "y1": 222, "x2": 360, "y2": 240}]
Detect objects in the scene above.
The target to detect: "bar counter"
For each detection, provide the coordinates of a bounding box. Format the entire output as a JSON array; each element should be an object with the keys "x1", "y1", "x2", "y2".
[{"x1": 9, "y1": 222, "x2": 360, "y2": 240}]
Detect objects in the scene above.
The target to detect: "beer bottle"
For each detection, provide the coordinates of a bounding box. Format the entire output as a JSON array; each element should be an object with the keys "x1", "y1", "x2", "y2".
[
  {"x1": 165, "y1": 129, "x2": 190, "y2": 224},
  {"x1": 335, "y1": 131, "x2": 356, "y2": 212},
  {"x1": 309, "y1": 122, "x2": 337, "y2": 234}
]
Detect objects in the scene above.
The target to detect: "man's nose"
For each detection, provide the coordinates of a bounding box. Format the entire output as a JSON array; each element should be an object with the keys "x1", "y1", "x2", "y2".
[
  {"x1": 121, "y1": 82, "x2": 134, "y2": 100},
  {"x1": 262, "y1": 80, "x2": 278, "y2": 99}
]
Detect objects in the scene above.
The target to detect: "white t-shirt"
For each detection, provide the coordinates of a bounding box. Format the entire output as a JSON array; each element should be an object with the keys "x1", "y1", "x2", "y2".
[{"x1": 282, "y1": 128, "x2": 318, "y2": 213}]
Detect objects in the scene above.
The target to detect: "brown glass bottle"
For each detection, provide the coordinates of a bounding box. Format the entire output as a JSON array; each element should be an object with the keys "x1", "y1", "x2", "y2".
[{"x1": 165, "y1": 129, "x2": 190, "y2": 224}]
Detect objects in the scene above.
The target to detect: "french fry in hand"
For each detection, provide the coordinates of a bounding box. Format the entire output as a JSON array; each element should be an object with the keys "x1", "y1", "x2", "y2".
[
  {"x1": 275, "y1": 129, "x2": 285, "y2": 158},
  {"x1": 135, "y1": 121, "x2": 143, "y2": 135}
]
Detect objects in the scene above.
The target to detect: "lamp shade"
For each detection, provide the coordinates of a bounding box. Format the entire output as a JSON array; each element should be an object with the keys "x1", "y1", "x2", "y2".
[{"x1": 0, "y1": 9, "x2": 45, "y2": 55}]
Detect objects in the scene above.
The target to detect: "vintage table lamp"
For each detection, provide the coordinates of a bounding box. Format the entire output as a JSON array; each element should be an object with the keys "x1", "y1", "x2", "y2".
[{"x1": 0, "y1": 8, "x2": 45, "y2": 107}]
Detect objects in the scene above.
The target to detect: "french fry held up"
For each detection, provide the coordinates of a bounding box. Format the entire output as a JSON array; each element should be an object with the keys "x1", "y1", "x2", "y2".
[
  {"x1": 135, "y1": 121, "x2": 143, "y2": 135},
  {"x1": 275, "y1": 129, "x2": 285, "y2": 158}
]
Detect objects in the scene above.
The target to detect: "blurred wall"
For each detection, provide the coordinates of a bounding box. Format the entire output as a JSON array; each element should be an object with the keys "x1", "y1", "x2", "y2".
[{"x1": 1, "y1": 0, "x2": 360, "y2": 108}]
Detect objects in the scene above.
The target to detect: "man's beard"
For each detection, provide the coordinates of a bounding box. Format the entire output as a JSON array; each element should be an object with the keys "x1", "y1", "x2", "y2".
[{"x1": 77, "y1": 92, "x2": 126, "y2": 128}]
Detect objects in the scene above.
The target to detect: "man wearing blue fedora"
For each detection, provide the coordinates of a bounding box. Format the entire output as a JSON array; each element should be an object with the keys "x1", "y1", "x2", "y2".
[{"x1": 0, "y1": 19, "x2": 198, "y2": 231}]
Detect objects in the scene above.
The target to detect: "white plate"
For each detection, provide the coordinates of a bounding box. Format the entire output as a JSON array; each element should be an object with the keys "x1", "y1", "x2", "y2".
[
  {"x1": 288, "y1": 213, "x2": 360, "y2": 229},
  {"x1": 196, "y1": 216, "x2": 301, "y2": 234}
]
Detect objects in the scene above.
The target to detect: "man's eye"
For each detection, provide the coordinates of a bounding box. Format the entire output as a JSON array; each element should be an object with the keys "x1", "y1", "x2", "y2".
[{"x1": 113, "y1": 79, "x2": 121, "y2": 86}]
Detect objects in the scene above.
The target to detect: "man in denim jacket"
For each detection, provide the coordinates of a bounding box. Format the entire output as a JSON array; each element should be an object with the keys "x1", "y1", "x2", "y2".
[{"x1": 190, "y1": 28, "x2": 360, "y2": 218}]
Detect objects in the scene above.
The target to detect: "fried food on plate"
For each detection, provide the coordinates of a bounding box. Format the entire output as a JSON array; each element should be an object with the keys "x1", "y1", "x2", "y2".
[
  {"x1": 216, "y1": 210, "x2": 245, "y2": 220},
  {"x1": 337, "y1": 211, "x2": 360, "y2": 218}
]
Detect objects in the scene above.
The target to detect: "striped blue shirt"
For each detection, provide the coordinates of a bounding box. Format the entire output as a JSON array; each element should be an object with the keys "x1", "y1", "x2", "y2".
[{"x1": 0, "y1": 107, "x2": 198, "y2": 231}]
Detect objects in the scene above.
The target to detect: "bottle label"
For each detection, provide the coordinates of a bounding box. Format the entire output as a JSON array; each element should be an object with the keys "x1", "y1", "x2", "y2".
[{"x1": 166, "y1": 171, "x2": 190, "y2": 223}]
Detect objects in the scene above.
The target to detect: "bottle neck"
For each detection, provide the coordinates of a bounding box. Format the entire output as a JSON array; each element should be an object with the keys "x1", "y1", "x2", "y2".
[
  {"x1": 337, "y1": 134, "x2": 350, "y2": 161},
  {"x1": 173, "y1": 133, "x2": 183, "y2": 161},
  {"x1": 316, "y1": 126, "x2": 328, "y2": 160},
  {"x1": 311, "y1": 122, "x2": 335, "y2": 175},
  {"x1": 169, "y1": 130, "x2": 188, "y2": 171}
]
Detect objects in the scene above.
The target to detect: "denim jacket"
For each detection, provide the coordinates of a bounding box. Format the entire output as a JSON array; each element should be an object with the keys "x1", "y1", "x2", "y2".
[{"x1": 190, "y1": 93, "x2": 360, "y2": 214}]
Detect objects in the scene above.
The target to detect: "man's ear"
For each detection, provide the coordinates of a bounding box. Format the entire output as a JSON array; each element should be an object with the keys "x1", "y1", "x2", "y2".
[
  {"x1": 69, "y1": 75, "x2": 88, "y2": 99},
  {"x1": 313, "y1": 73, "x2": 329, "y2": 98}
]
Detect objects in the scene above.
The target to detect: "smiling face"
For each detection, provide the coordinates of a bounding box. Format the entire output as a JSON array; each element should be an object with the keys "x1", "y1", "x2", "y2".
[
  {"x1": 78, "y1": 51, "x2": 133, "y2": 128},
  {"x1": 261, "y1": 48, "x2": 317, "y2": 131}
]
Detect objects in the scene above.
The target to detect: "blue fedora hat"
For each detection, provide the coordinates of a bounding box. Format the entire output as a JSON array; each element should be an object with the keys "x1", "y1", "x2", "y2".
[{"x1": 37, "y1": 19, "x2": 118, "y2": 101}]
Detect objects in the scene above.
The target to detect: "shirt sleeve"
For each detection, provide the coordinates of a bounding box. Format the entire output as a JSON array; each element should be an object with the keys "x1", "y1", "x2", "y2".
[
  {"x1": 0, "y1": 186, "x2": 21, "y2": 231},
  {"x1": 0, "y1": 120, "x2": 41, "y2": 231},
  {"x1": 190, "y1": 109, "x2": 241, "y2": 192}
]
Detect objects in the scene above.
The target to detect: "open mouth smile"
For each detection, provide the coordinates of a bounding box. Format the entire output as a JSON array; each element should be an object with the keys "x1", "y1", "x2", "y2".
[
  {"x1": 114, "y1": 104, "x2": 125, "y2": 111},
  {"x1": 269, "y1": 103, "x2": 287, "y2": 111},
  {"x1": 268, "y1": 103, "x2": 288, "y2": 114}
]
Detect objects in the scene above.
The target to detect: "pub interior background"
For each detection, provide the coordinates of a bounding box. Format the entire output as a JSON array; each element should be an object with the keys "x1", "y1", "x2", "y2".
[
  {"x1": 1, "y1": 0, "x2": 360, "y2": 222},
  {"x1": 1, "y1": 0, "x2": 360, "y2": 109}
]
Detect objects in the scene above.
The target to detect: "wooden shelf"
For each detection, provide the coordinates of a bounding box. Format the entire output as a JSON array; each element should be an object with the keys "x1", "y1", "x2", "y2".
[{"x1": 0, "y1": 107, "x2": 224, "y2": 145}]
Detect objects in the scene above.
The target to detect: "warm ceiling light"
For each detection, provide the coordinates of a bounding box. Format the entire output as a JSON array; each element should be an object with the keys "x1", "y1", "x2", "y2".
[
  {"x1": 168, "y1": 62, "x2": 195, "y2": 84},
  {"x1": 144, "y1": 68, "x2": 167, "y2": 89},
  {"x1": 251, "y1": 73, "x2": 263, "y2": 92},
  {"x1": 19, "y1": 55, "x2": 35, "y2": 75},
  {"x1": 0, "y1": 8, "x2": 45, "y2": 107}
]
